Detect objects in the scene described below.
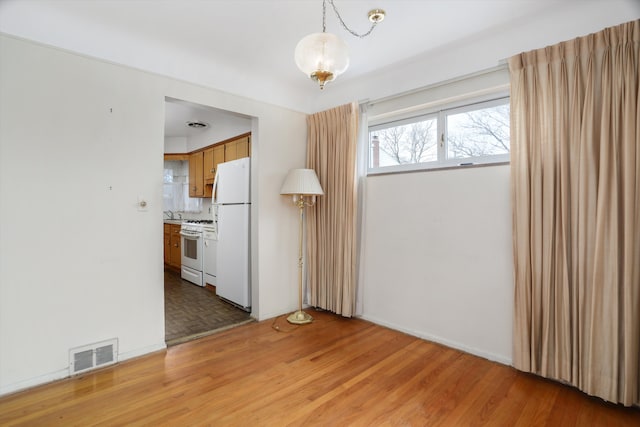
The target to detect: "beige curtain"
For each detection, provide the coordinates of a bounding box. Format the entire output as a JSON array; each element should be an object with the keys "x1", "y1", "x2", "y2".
[
  {"x1": 306, "y1": 102, "x2": 359, "y2": 317},
  {"x1": 509, "y1": 20, "x2": 639, "y2": 406}
]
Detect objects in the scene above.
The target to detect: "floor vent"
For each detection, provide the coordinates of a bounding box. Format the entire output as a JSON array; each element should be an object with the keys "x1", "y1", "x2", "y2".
[{"x1": 69, "y1": 338, "x2": 118, "y2": 375}]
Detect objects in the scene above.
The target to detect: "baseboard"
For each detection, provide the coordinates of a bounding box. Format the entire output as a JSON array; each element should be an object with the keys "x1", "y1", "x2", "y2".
[
  {"x1": 358, "y1": 314, "x2": 513, "y2": 366},
  {"x1": 118, "y1": 342, "x2": 167, "y2": 362},
  {"x1": 0, "y1": 368, "x2": 70, "y2": 397},
  {"x1": 0, "y1": 341, "x2": 167, "y2": 398}
]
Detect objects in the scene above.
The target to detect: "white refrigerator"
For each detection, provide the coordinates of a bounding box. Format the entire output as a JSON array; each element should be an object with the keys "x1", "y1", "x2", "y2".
[{"x1": 212, "y1": 157, "x2": 251, "y2": 311}]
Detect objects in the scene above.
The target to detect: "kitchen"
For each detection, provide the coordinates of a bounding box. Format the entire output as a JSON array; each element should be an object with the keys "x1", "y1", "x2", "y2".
[{"x1": 163, "y1": 98, "x2": 254, "y2": 344}]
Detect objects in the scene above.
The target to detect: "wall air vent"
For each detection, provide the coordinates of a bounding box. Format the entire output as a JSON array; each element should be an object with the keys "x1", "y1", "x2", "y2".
[{"x1": 69, "y1": 338, "x2": 118, "y2": 375}]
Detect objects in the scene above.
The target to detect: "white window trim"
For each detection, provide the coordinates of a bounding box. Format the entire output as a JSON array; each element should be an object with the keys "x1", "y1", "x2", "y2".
[{"x1": 368, "y1": 92, "x2": 510, "y2": 175}]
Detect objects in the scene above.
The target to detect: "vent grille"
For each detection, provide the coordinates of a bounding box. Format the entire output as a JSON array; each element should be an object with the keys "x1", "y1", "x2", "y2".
[
  {"x1": 186, "y1": 120, "x2": 209, "y2": 129},
  {"x1": 69, "y1": 338, "x2": 118, "y2": 375}
]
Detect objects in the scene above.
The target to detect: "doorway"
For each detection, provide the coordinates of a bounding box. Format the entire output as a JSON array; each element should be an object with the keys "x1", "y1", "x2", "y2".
[{"x1": 163, "y1": 98, "x2": 254, "y2": 345}]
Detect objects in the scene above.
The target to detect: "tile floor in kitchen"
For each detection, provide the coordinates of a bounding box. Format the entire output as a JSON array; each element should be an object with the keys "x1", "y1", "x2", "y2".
[{"x1": 164, "y1": 269, "x2": 253, "y2": 346}]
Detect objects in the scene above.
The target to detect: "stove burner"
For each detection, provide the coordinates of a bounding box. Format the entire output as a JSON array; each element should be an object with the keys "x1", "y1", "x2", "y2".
[{"x1": 185, "y1": 219, "x2": 214, "y2": 224}]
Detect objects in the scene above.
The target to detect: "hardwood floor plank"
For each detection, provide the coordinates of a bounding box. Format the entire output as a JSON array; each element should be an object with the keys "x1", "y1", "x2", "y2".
[
  {"x1": 445, "y1": 364, "x2": 519, "y2": 426},
  {"x1": 264, "y1": 339, "x2": 430, "y2": 426},
  {"x1": 1, "y1": 309, "x2": 638, "y2": 426}
]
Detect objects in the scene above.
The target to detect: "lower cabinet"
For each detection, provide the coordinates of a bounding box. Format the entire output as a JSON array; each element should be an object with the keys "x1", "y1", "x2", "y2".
[
  {"x1": 164, "y1": 224, "x2": 171, "y2": 265},
  {"x1": 164, "y1": 224, "x2": 181, "y2": 269}
]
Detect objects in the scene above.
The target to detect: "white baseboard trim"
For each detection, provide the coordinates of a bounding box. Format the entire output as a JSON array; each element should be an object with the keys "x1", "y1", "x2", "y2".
[
  {"x1": 257, "y1": 306, "x2": 307, "y2": 322},
  {"x1": 358, "y1": 314, "x2": 513, "y2": 366},
  {"x1": 0, "y1": 341, "x2": 167, "y2": 398},
  {"x1": 118, "y1": 342, "x2": 167, "y2": 362},
  {"x1": 0, "y1": 368, "x2": 70, "y2": 397}
]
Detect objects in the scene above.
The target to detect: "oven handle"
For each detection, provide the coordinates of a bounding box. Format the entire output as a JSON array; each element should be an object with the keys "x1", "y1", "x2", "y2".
[{"x1": 180, "y1": 231, "x2": 202, "y2": 239}]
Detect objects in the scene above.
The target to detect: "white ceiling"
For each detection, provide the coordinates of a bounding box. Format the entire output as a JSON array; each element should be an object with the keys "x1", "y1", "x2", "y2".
[
  {"x1": 1, "y1": 0, "x2": 638, "y2": 118},
  {"x1": 164, "y1": 99, "x2": 250, "y2": 138}
]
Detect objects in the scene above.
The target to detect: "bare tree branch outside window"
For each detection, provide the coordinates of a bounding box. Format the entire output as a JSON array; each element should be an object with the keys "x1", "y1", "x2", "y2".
[
  {"x1": 372, "y1": 120, "x2": 437, "y2": 166},
  {"x1": 447, "y1": 104, "x2": 510, "y2": 158}
]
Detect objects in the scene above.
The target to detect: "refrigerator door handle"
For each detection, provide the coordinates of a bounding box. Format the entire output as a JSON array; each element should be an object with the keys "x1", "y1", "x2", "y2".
[{"x1": 212, "y1": 168, "x2": 220, "y2": 204}]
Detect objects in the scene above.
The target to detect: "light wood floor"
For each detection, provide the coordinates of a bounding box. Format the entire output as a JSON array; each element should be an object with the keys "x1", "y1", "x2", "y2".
[{"x1": 1, "y1": 310, "x2": 638, "y2": 426}]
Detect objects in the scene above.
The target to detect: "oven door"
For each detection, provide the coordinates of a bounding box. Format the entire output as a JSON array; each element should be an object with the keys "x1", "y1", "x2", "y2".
[{"x1": 180, "y1": 231, "x2": 202, "y2": 271}]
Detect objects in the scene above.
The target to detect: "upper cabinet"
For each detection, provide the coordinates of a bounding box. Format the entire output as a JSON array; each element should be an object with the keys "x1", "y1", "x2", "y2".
[
  {"x1": 181, "y1": 133, "x2": 251, "y2": 199},
  {"x1": 188, "y1": 151, "x2": 205, "y2": 198},
  {"x1": 225, "y1": 135, "x2": 250, "y2": 162},
  {"x1": 203, "y1": 148, "x2": 214, "y2": 182},
  {"x1": 204, "y1": 144, "x2": 225, "y2": 184}
]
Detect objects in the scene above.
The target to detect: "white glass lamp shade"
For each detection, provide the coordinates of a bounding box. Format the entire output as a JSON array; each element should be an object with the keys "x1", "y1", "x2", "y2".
[
  {"x1": 280, "y1": 169, "x2": 324, "y2": 196},
  {"x1": 294, "y1": 32, "x2": 349, "y2": 89}
]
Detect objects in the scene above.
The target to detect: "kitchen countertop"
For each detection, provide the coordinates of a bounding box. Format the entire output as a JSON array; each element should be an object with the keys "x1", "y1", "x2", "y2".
[{"x1": 164, "y1": 220, "x2": 183, "y2": 225}]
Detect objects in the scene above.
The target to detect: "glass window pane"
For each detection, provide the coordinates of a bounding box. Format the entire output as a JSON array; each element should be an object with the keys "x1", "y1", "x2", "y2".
[
  {"x1": 446, "y1": 103, "x2": 510, "y2": 159},
  {"x1": 369, "y1": 118, "x2": 438, "y2": 168}
]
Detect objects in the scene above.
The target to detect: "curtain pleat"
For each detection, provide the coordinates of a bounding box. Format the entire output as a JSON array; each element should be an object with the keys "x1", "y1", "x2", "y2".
[
  {"x1": 509, "y1": 20, "x2": 639, "y2": 406},
  {"x1": 306, "y1": 102, "x2": 359, "y2": 317}
]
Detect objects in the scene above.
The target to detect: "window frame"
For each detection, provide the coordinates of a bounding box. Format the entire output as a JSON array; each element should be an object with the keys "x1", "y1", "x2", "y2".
[{"x1": 368, "y1": 94, "x2": 510, "y2": 175}]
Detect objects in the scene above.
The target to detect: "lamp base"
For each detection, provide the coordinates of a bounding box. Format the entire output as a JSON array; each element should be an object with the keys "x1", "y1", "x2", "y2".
[{"x1": 287, "y1": 310, "x2": 313, "y2": 325}]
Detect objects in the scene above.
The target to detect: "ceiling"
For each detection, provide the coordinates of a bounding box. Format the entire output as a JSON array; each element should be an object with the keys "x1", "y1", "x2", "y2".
[
  {"x1": 164, "y1": 99, "x2": 250, "y2": 139},
  {"x1": 1, "y1": 0, "x2": 637, "y2": 117}
]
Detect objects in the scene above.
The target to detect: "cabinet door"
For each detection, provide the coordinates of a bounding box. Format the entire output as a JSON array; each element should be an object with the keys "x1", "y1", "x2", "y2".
[
  {"x1": 164, "y1": 225, "x2": 171, "y2": 265},
  {"x1": 235, "y1": 136, "x2": 250, "y2": 158},
  {"x1": 170, "y1": 225, "x2": 182, "y2": 268},
  {"x1": 188, "y1": 151, "x2": 204, "y2": 197},
  {"x1": 205, "y1": 145, "x2": 225, "y2": 198},
  {"x1": 203, "y1": 148, "x2": 215, "y2": 183},
  {"x1": 213, "y1": 145, "x2": 225, "y2": 176},
  {"x1": 225, "y1": 141, "x2": 238, "y2": 162}
]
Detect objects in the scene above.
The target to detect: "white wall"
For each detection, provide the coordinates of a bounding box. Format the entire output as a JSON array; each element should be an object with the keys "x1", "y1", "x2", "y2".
[
  {"x1": 164, "y1": 136, "x2": 187, "y2": 153},
  {"x1": 361, "y1": 165, "x2": 513, "y2": 363},
  {"x1": 0, "y1": 34, "x2": 306, "y2": 395},
  {"x1": 350, "y1": 0, "x2": 638, "y2": 367}
]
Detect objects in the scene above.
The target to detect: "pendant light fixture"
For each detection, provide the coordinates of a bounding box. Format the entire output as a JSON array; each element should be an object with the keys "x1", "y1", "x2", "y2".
[{"x1": 295, "y1": 0, "x2": 385, "y2": 90}]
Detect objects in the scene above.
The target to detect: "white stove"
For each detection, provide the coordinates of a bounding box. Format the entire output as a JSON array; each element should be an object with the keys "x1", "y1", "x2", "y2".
[{"x1": 179, "y1": 220, "x2": 213, "y2": 286}]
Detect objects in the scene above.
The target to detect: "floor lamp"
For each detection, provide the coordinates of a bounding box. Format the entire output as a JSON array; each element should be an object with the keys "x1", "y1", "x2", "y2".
[{"x1": 280, "y1": 169, "x2": 324, "y2": 324}]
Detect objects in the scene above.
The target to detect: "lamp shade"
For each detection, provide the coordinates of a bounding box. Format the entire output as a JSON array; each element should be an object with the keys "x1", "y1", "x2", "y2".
[
  {"x1": 280, "y1": 169, "x2": 324, "y2": 196},
  {"x1": 294, "y1": 32, "x2": 349, "y2": 88}
]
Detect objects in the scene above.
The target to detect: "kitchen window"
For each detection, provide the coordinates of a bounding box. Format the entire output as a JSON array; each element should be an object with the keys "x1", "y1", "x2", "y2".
[
  {"x1": 163, "y1": 160, "x2": 202, "y2": 213},
  {"x1": 368, "y1": 96, "x2": 510, "y2": 174}
]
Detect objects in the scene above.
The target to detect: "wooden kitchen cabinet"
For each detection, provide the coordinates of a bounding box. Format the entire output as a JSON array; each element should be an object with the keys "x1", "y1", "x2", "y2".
[
  {"x1": 225, "y1": 135, "x2": 250, "y2": 162},
  {"x1": 205, "y1": 145, "x2": 225, "y2": 198},
  {"x1": 163, "y1": 224, "x2": 171, "y2": 265},
  {"x1": 213, "y1": 145, "x2": 225, "y2": 178},
  {"x1": 184, "y1": 133, "x2": 251, "y2": 199},
  {"x1": 188, "y1": 151, "x2": 204, "y2": 197},
  {"x1": 164, "y1": 223, "x2": 182, "y2": 269},
  {"x1": 204, "y1": 145, "x2": 225, "y2": 184},
  {"x1": 203, "y1": 148, "x2": 214, "y2": 182}
]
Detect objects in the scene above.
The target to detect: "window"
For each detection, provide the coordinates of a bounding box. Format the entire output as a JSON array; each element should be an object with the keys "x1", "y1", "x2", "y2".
[
  {"x1": 163, "y1": 160, "x2": 202, "y2": 213},
  {"x1": 368, "y1": 97, "x2": 510, "y2": 173}
]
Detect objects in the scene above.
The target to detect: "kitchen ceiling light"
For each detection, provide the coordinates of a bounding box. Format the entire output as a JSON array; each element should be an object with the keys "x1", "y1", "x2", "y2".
[
  {"x1": 186, "y1": 121, "x2": 209, "y2": 129},
  {"x1": 295, "y1": 0, "x2": 385, "y2": 90}
]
